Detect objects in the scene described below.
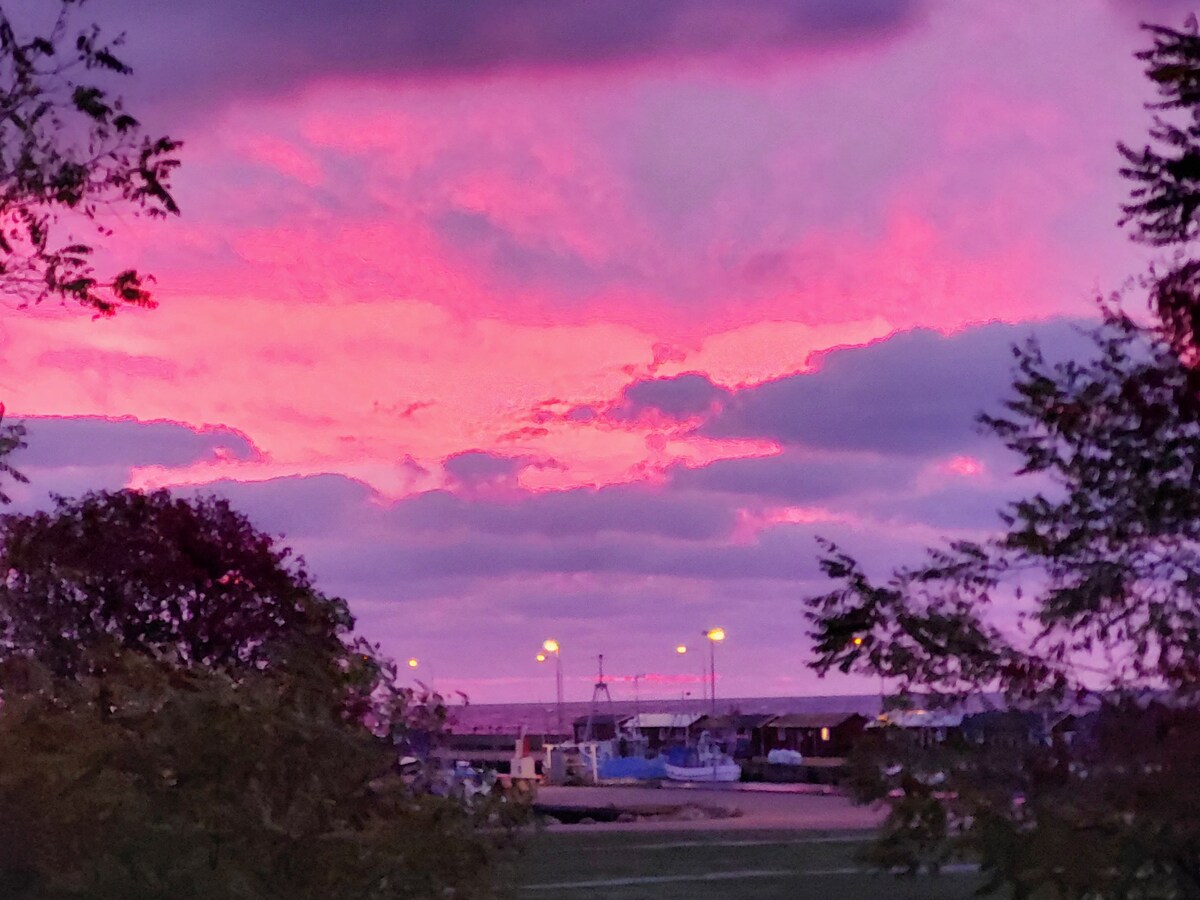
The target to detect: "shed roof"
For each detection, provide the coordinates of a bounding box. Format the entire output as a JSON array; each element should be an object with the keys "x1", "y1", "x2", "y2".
[
  {"x1": 571, "y1": 713, "x2": 625, "y2": 727},
  {"x1": 770, "y1": 712, "x2": 865, "y2": 729},
  {"x1": 870, "y1": 710, "x2": 963, "y2": 729},
  {"x1": 625, "y1": 713, "x2": 702, "y2": 729},
  {"x1": 696, "y1": 713, "x2": 776, "y2": 730}
]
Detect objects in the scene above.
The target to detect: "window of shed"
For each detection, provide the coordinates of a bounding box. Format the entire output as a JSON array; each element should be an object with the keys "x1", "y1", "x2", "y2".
[{"x1": 820, "y1": 727, "x2": 831, "y2": 742}]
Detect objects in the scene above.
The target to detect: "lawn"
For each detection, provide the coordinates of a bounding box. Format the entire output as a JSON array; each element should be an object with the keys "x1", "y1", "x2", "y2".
[{"x1": 516, "y1": 828, "x2": 981, "y2": 899}]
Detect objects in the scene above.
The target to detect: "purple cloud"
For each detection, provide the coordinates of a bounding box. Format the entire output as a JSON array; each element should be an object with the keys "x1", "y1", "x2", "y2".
[
  {"x1": 14, "y1": 416, "x2": 259, "y2": 469},
  {"x1": 443, "y1": 451, "x2": 529, "y2": 491},
  {"x1": 705, "y1": 320, "x2": 1096, "y2": 454},
  {"x1": 3, "y1": 417, "x2": 262, "y2": 513},
  {"x1": 309, "y1": 506, "x2": 906, "y2": 587},
  {"x1": 620, "y1": 372, "x2": 732, "y2": 420},
  {"x1": 101, "y1": 0, "x2": 926, "y2": 116},
  {"x1": 390, "y1": 484, "x2": 736, "y2": 542},
  {"x1": 674, "y1": 449, "x2": 919, "y2": 502},
  {"x1": 183, "y1": 474, "x2": 376, "y2": 540}
]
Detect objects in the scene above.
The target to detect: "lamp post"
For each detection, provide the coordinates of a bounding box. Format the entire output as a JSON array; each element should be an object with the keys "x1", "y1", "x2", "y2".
[
  {"x1": 540, "y1": 639, "x2": 564, "y2": 735},
  {"x1": 406, "y1": 657, "x2": 437, "y2": 691},
  {"x1": 632, "y1": 673, "x2": 646, "y2": 725},
  {"x1": 675, "y1": 643, "x2": 699, "y2": 709},
  {"x1": 704, "y1": 628, "x2": 725, "y2": 715}
]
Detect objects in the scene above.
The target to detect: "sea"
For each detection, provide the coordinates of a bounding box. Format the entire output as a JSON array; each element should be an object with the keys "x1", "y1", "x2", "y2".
[{"x1": 445, "y1": 693, "x2": 886, "y2": 734}]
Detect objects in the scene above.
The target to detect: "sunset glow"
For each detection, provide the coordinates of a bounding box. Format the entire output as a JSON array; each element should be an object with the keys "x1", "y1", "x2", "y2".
[{"x1": 2, "y1": 1, "x2": 1162, "y2": 701}]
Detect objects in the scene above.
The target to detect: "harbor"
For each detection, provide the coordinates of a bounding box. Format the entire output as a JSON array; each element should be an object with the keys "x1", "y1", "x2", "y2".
[{"x1": 439, "y1": 693, "x2": 877, "y2": 789}]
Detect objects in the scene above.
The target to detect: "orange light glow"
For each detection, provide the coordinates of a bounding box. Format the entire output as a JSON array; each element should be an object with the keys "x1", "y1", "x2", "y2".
[{"x1": 946, "y1": 455, "x2": 984, "y2": 477}]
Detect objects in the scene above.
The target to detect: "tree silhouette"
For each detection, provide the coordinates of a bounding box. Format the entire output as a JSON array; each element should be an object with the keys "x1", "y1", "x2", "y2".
[
  {"x1": 807, "y1": 20, "x2": 1200, "y2": 897},
  {"x1": 0, "y1": 490, "x2": 354, "y2": 678},
  {"x1": 0, "y1": 0, "x2": 180, "y2": 316}
]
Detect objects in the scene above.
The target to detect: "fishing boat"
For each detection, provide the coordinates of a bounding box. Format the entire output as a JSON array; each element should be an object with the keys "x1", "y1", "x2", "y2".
[{"x1": 664, "y1": 732, "x2": 742, "y2": 783}]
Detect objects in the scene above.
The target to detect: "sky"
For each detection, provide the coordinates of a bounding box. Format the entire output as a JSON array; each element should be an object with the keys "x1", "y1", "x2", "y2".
[{"x1": 0, "y1": 0, "x2": 1184, "y2": 703}]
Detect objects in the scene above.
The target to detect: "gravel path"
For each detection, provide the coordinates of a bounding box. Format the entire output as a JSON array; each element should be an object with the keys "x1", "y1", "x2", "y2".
[{"x1": 535, "y1": 784, "x2": 885, "y2": 832}]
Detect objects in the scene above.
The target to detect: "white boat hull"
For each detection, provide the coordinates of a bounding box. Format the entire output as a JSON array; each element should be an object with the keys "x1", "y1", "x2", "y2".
[{"x1": 665, "y1": 762, "x2": 742, "y2": 783}]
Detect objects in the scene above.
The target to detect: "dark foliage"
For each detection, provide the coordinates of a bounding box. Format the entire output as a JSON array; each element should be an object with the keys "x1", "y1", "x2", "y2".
[
  {"x1": 1120, "y1": 19, "x2": 1200, "y2": 387},
  {"x1": 0, "y1": 652, "x2": 526, "y2": 899},
  {"x1": 805, "y1": 19, "x2": 1200, "y2": 896},
  {"x1": 0, "y1": 405, "x2": 26, "y2": 504},
  {"x1": 807, "y1": 313, "x2": 1200, "y2": 896},
  {"x1": 0, "y1": 489, "x2": 353, "y2": 677},
  {"x1": 841, "y1": 703, "x2": 1200, "y2": 898},
  {"x1": 0, "y1": 0, "x2": 180, "y2": 315},
  {"x1": 0, "y1": 488, "x2": 530, "y2": 897}
]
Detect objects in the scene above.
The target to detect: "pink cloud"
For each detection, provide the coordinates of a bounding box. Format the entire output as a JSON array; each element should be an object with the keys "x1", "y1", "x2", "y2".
[
  {"x1": 0, "y1": 1, "x2": 1168, "y2": 699},
  {"x1": 241, "y1": 135, "x2": 324, "y2": 187}
]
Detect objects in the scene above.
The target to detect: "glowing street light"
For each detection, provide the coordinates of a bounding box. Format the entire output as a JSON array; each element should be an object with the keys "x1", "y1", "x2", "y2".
[
  {"x1": 675, "y1": 644, "x2": 688, "y2": 655},
  {"x1": 405, "y1": 657, "x2": 437, "y2": 690},
  {"x1": 538, "y1": 638, "x2": 564, "y2": 734},
  {"x1": 704, "y1": 627, "x2": 726, "y2": 715}
]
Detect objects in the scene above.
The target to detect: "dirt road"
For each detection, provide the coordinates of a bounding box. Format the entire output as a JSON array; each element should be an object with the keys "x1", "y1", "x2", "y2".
[{"x1": 535, "y1": 784, "x2": 885, "y2": 832}]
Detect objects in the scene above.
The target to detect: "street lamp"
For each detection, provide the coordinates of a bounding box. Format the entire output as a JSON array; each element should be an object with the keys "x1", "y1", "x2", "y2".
[
  {"x1": 539, "y1": 639, "x2": 564, "y2": 735},
  {"x1": 676, "y1": 643, "x2": 707, "y2": 707},
  {"x1": 631, "y1": 672, "x2": 646, "y2": 724},
  {"x1": 704, "y1": 628, "x2": 725, "y2": 715},
  {"x1": 406, "y1": 657, "x2": 437, "y2": 692}
]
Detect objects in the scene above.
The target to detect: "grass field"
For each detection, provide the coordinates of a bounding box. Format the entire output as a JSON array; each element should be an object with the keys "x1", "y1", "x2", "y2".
[{"x1": 516, "y1": 828, "x2": 981, "y2": 899}]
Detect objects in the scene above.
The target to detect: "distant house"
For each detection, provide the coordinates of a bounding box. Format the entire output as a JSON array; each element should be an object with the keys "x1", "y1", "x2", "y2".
[
  {"x1": 623, "y1": 712, "x2": 702, "y2": 750},
  {"x1": 962, "y1": 710, "x2": 1049, "y2": 748},
  {"x1": 869, "y1": 709, "x2": 964, "y2": 747},
  {"x1": 766, "y1": 712, "x2": 868, "y2": 757},
  {"x1": 1051, "y1": 710, "x2": 1100, "y2": 747},
  {"x1": 693, "y1": 713, "x2": 776, "y2": 759},
  {"x1": 572, "y1": 713, "x2": 625, "y2": 743}
]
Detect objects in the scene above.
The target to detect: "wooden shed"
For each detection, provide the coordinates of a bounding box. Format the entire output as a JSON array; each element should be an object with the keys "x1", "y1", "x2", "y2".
[
  {"x1": 764, "y1": 712, "x2": 867, "y2": 758},
  {"x1": 571, "y1": 714, "x2": 625, "y2": 743},
  {"x1": 622, "y1": 713, "x2": 702, "y2": 750}
]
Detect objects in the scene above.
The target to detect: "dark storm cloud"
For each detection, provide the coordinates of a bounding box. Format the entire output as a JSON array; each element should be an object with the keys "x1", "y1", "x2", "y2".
[
  {"x1": 94, "y1": 0, "x2": 926, "y2": 114},
  {"x1": 705, "y1": 320, "x2": 1095, "y2": 455}
]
